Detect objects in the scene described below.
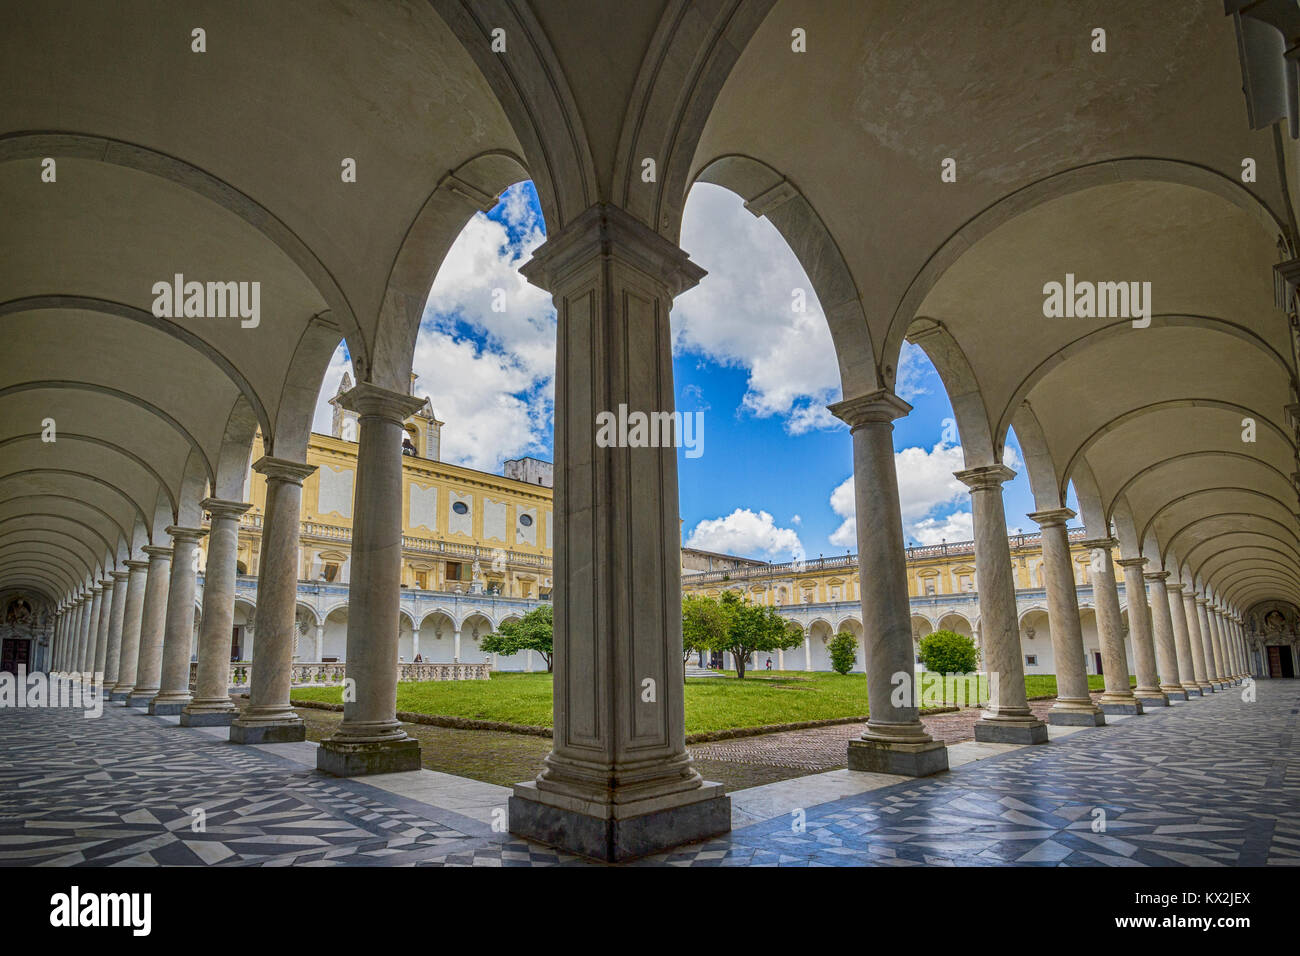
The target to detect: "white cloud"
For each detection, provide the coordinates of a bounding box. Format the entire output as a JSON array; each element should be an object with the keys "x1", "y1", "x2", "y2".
[
  {"x1": 310, "y1": 184, "x2": 557, "y2": 474},
  {"x1": 676, "y1": 184, "x2": 843, "y2": 434},
  {"x1": 685, "y1": 508, "x2": 804, "y2": 561},
  {"x1": 828, "y1": 441, "x2": 971, "y2": 548}
]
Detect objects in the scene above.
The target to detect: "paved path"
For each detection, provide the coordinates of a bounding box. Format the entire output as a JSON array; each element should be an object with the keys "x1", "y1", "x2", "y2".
[{"x1": 0, "y1": 680, "x2": 1294, "y2": 866}]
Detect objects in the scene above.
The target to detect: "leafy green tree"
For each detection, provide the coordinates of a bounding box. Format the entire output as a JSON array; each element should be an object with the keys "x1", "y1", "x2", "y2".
[
  {"x1": 481, "y1": 604, "x2": 554, "y2": 672},
  {"x1": 716, "y1": 591, "x2": 803, "y2": 679},
  {"x1": 682, "y1": 594, "x2": 728, "y2": 665},
  {"x1": 827, "y1": 631, "x2": 858, "y2": 675},
  {"x1": 918, "y1": 629, "x2": 977, "y2": 676}
]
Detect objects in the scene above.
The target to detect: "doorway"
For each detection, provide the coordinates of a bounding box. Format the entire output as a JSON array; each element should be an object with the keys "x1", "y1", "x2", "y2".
[
  {"x1": 0, "y1": 638, "x2": 30, "y2": 674},
  {"x1": 1266, "y1": 645, "x2": 1295, "y2": 678}
]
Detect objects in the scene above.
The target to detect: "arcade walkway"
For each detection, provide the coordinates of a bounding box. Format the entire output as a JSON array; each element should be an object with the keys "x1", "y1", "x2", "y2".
[{"x1": 2, "y1": 681, "x2": 1295, "y2": 867}]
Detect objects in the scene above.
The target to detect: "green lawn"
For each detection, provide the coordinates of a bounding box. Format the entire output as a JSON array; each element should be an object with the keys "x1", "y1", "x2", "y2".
[{"x1": 290, "y1": 670, "x2": 1137, "y2": 735}]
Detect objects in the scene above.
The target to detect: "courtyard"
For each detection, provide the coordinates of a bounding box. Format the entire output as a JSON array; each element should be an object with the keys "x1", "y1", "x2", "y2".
[{"x1": 1, "y1": 677, "x2": 1292, "y2": 867}]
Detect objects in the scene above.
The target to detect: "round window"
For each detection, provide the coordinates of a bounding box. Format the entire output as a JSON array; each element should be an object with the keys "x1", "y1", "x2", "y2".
[
  {"x1": 452, "y1": 501, "x2": 469, "y2": 515},
  {"x1": 519, "y1": 513, "x2": 533, "y2": 527}
]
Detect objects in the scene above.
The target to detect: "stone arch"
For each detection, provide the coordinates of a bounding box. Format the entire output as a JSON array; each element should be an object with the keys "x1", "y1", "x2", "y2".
[
  {"x1": 883, "y1": 157, "x2": 1289, "y2": 374},
  {"x1": 693, "y1": 154, "x2": 879, "y2": 398}
]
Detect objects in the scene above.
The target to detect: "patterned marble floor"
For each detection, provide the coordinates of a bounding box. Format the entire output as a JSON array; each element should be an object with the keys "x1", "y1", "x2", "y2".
[{"x1": 1, "y1": 679, "x2": 1296, "y2": 866}]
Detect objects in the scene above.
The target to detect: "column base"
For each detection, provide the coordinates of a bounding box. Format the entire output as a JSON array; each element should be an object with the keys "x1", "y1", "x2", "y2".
[
  {"x1": 108, "y1": 690, "x2": 131, "y2": 702},
  {"x1": 1047, "y1": 705, "x2": 1105, "y2": 727},
  {"x1": 229, "y1": 717, "x2": 305, "y2": 744},
  {"x1": 974, "y1": 717, "x2": 1049, "y2": 744},
  {"x1": 508, "y1": 780, "x2": 730, "y2": 863},
  {"x1": 1182, "y1": 685, "x2": 1202, "y2": 697},
  {"x1": 148, "y1": 695, "x2": 190, "y2": 715},
  {"x1": 179, "y1": 707, "x2": 236, "y2": 727},
  {"x1": 1160, "y1": 686, "x2": 1188, "y2": 702},
  {"x1": 1198, "y1": 682, "x2": 1215, "y2": 694},
  {"x1": 125, "y1": 692, "x2": 157, "y2": 708},
  {"x1": 316, "y1": 737, "x2": 421, "y2": 777},
  {"x1": 1134, "y1": 691, "x2": 1169, "y2": 707},
  {"x1": 847, "y1": 737, "x2": 949, "y2": 776},
  {"x1": 1099, "y1": 695, "x2": 1144, "y2": 715}
]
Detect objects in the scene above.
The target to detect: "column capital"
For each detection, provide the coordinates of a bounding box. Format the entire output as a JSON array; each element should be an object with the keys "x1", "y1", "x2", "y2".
[
  {"x1": 165, "y1": 525, "x2": 208, "y2": 543},
  {"x1": 1115, "y1": 556, "x2": 1148, "y2": 569},
  {"x1": 337, "y1": 381, "x2": 426, "y2": 423},
  {"x1": 90, "y1": 583, "x2": 104, "y2": 593},
  {"x1": 827, "y1": 389, "x2": 912, "y2": 428},
  {"x1": 99, "y1": 577, "x2": 115, "y2": 588},
  {"x1": 953, "y1": 463, "x2": 1016, "y2": 491},
  {"x1": 201, "y1": 497, "x2": 252, "y2": 520},
  {"x1": 252, "y1": 455, "x2": 317, "y2": 486},
  {"x1": 142, "y1": 545, "x2": 174, "y2": 559},
  {"x1": 519, "y1": 202, "x2": 706, "y2": 298},
  {"x1": 1195, "y1": 596, "x2": 1208, "y2": 606},
  {"x1": 1166, "y1": 581, "x2": 1184, "y2": 593},
  {"x1": 1143, "y1": 570, "x2": 1170, "y2": 582},
  {"x1": 1028, "y1": 507, "x2": 1076, "y2": 528},
  {"x1": 1079, "y1": 536, "x2": 1117, "y2": 551},
  {"x1": 124, "y1": 559, "x2": 150, "y2": 571},
  {"x1": 111, "y1": 569, "x2": 130, "y2": 581}
]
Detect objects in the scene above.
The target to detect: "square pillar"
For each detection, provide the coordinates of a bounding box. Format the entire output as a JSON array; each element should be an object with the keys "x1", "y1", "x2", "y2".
[{"x1": 506, "y1": 204, "x2": 729, "y2": 861}]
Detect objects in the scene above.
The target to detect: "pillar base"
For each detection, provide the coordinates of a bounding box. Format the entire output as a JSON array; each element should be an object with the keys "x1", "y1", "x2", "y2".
[
  {"x1": 125, "y1": 692, "x2": 156, "y2": 708},
  {"x1": 508, "y1": 780, "x2": 730, "y2": 863},
  {"x1": 1048, "y1": 708, "x2": 1106, "y2": 727},
  {"x1": 179, "y1": 708, "x2": 236, "y2": 727},
  {"x1": 1160, "y1": 686, "x2": 1188, "y2": 702},
  {"x1": 1099, "y1": 695, "x2": 1144, "y2": 715},
  {"x1": 108, "y1": 690, "x2": 131, "y2": 702},
  {"x1": 316, "y1": 737, "x2": 421, "y2": 777},
  {"x1": 974, "y1": 717, "x2": 1049, "y2": 744},
  {"x1": 1135, "y1": 691, "x2": 1169, "y2": 707},
  {"x1": 847, "y1": 737, "x2": 949, "y2": 776},
  {"x1": 230, "y1": 717, "x2": 305, "y2": 744},
  {"x1": 148, "y1": 695, "x2": 190, "y2": 715},
  {"x1": 1182, "y1": 685, "x2": 1202, "y2": 697},
  {"x1": 1198, "y1": 682, "x2": 1216, "y2": 694}
]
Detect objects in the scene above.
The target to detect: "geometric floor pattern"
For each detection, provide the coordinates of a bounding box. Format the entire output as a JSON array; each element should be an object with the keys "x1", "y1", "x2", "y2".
[{"x1": 1, "y1": 679, "x2": 1296, "y2": 866}]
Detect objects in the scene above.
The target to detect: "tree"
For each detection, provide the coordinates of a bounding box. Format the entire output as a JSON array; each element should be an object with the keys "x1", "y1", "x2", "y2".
[
  {"x1": 827, "y1": 631, "x2": 858, "y2": 675},
  {"x1": 682, "y1": 594, "x2": 728, "y2": 665},
  {"x1": 480, "y1": 604, "x2": 554, "y2": 672},
  {"x1": 918, "y1": 629, "x2": 977, "y2": 676},
  {"x1": 715, "y1": 590, "x2": 804, "y2": 679}
]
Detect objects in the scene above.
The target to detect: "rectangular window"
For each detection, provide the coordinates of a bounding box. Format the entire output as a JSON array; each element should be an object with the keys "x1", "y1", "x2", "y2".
[
  {"x1": 323, "y1": 562, "x2": 339, "y2": 582},
  {"x1": 446, "y1": 561, "x2": 463, "y2": 581},
  {"x1": 1025, "y1": 655, "x2": 1037, "y2": 666}
]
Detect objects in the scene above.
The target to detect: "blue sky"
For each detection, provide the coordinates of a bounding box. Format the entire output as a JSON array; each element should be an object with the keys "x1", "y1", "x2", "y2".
[{"x1": 312, "y1": 181, "x2": 1080, "y2": 562}]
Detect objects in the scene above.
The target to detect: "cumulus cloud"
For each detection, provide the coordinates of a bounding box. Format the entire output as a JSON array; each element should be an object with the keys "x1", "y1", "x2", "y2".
[
  {"x1": 828, "y1": 440, "x2": 1026, "y2": 548},
  {"x1": 675, "y1": 184, "x2": 843, "y2": 434},
  {"x1": 311, "y1": 184, "x2": 557, "y2": 473},
  {"x1": 685, "y1": 508, "x2": 804, "y2": 561}
]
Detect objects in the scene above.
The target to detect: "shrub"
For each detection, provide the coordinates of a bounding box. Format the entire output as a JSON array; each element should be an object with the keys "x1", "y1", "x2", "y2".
[
  {"x1": 918, "y1": 630, "x2": 978, "y2": 676},
  {"x1": 827, "y1": 631, "x2": 858, "y2": 675}
]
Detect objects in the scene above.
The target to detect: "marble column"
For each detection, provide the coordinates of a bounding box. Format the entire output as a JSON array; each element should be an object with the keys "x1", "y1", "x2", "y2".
[
  {"x1": 230, "y1": 457, "x2": 315, "y2": 744},
  {"x1": 803, "y1": 634, "x2": 812, "y2": 671},
  {"x1": 74, "y1": 592, "x2": 92, "y2": 677},
  {"x1": 51, "y1": 608, "x2": 63, "y2": 673},
  {"x1": 1117, "y1": 558, "x2": 1166, "y2": 707},
  {"x1": 507, "y1": 204, "x2": 732, "y2": 861},
  {"x1": 83, "y1": 587, "x2": 103, "y2": 677},
  {"x1": 1183, "y1": 588, "x2": 1213, "y2": 692},
  {"x1": 182, "y1": 499, "x2": 249, "y2": 726},
  {"x1": 1029, "y1": 510, "x2": 1103, "y2": 725},
  {"x1": 318, "y1": 383, "x2": 425, "y2": 776},
  {"x1": 149, "y1": 527, "x2": 206, "y2": 714},
  {"x1": 126, "y1": 546, "x2": 172, "y2": 706},
  {"x1": 315, "y1": 624, "x2": 325, "y2": 662},
  {"x1": 1209, "y1": 608, "x2": 1228, "y2": 681},
  {"x1": 1218, "y1": 609, "x2": 1237, "y2": 681},
  {"x1": 1235, "y1": 617, "x2": 1248, "y2": 678},
  {"x1": 1085, "y1": 538, "x2": 1142, "y2": 715},
  {"x1": 832, "y1": 391, "x2": 950, "y2": 769},
  {"x1": 955, "y1": 464, "x2": 1046, "y2": 744},
  {"x1": 453, "y1": 627, "x2": 462, "y2": 663},
  {"x1": 92, "y1": 578, "x2": 114, "y2": 680},
  {"x1": 1144, "y1": 571, "x2": 1185, "y2": 701},
  {"x1": 102, "y1": 570, "x2": 128, "y2": 689},
  {"x1": 1195, "y1": 597, "x2": 1220, "y2": 688},
  {"x1": 1164, "y1": 582, "x2": 1200, "y2": 697},
  {"x1": 110, "y1": 559, "x2": 149, "y2": 700}
]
